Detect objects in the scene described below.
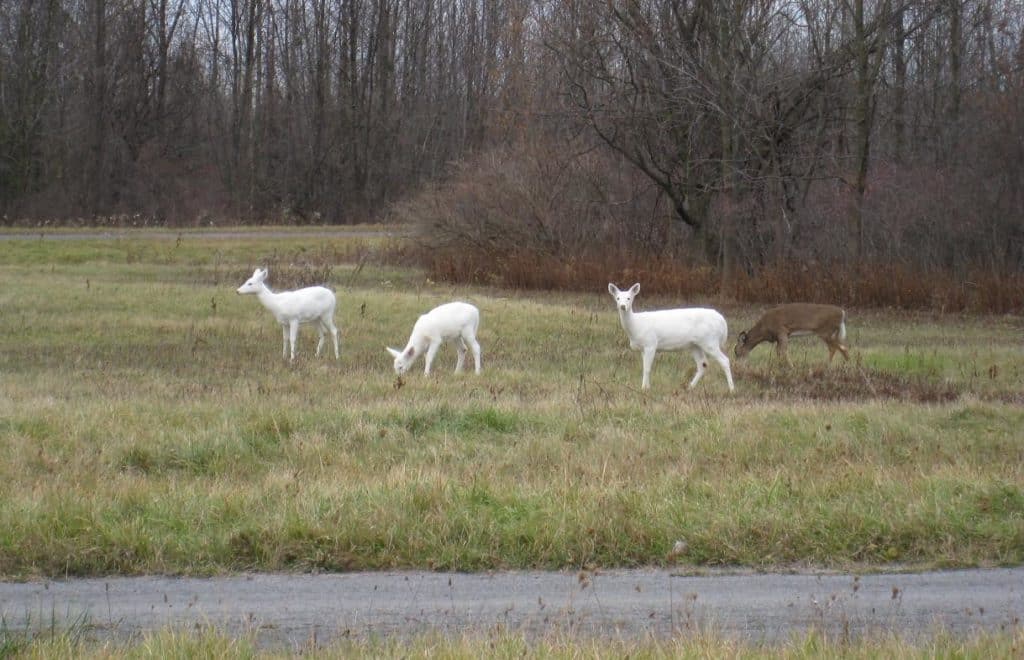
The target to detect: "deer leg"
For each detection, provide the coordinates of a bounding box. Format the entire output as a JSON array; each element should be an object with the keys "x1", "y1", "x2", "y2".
[
  {"x1": 423, "y1": 340, "x2": 441, "y2": 375},
  {"x1": 706, "y1": 345, "x2": 735, "y2": 392},
  {"x1": 820, "y1": 333, "x2": 835, "y2": 363},
  {"x1": 454, "y1": 338, "x2": 466, "y2": 373},
  {"x1": 281, "y1": 326, "x2": 289, "y2": 359},
  {"x1": 328, "y1": 319, "x2": 340, "y2": 360},
  {"x1": 688, "y1": 348, "x2": 707, "y2": 389},
  {"x1": 288, "y1": 320, "x2": 299, "y2": 362},
  {"x1": 641, "y1": 347, "x2": 657, "y2": 389},
  {"x1": 776, "y1": 335, "x2": 791, "y2": 367},
  {"x1": 823, "y1": 334, "x2": 850, "y2": 363},
  {"x1": 467, "y1": 335, "x2": 482, "y2": 375},
  {"x1": 461, "y1": 327, "x2": 482, "y2": 374},
  {"x1": 315, "y1": 318, "x2": 337, "y2": 359},
  {"x1": 835, "y1": 332, "x2": 850, "y2": 361},
  {"x1": 315, "y1": 325, "x2": 326, "y2": 357}
]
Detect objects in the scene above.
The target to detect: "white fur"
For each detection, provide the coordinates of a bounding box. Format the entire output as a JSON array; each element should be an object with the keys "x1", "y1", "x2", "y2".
[
  {"x1": 608, "y1": 282, "x2": 734, "y2": 391},
  {"x1": 236, "y1": 267, "x2": 339, "y2": 362},
  {"x1": 386, "y1": 302, "x2": 481, "y2": 375}
]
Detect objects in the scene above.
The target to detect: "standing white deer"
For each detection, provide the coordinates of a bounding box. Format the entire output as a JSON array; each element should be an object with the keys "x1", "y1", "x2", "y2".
[
  {"x1": 734, "y1": 303, "x2": 849, "y2": 365},
  {"x1": 608, "y1": 283, "x2": 735, "y2": 391},
  {"x1": 386, "y1": 301, "x2": 481, "y2": 376},
  {"x1": 236, "y1": 267, "x2": 340, "y2": 362}
]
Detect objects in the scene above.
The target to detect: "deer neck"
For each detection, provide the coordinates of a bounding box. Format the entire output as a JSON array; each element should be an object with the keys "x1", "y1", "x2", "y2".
[
  {"x1": 404, "y1": 339, "x2": 422, "y2": 358},
  {"x1": 745, "y1": 324, "x2": 774, "y2": 346},
  {"x1": 255, "y1": 284, "x2": 281, "y2": 313},
  {"x1": 618, "y1": 307, "x2": 639, "y2": 338}
]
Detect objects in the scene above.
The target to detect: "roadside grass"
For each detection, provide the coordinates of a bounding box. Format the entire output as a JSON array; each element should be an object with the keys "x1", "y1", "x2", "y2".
[
  {"x1": 5, "y1": 626, "x2": 1024, "y2": 658},
  {"x1": 0, "y1": 235, "x2": 1022, "y2": 577}
]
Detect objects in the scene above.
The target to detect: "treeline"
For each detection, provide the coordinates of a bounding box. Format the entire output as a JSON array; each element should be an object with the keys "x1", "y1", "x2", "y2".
[
  {"x1": 2, "y1": 0, "x2": 1023, "y2": 291},
  {"x1": 1, "y1": 0, "x2": 527, "y2": 223}
]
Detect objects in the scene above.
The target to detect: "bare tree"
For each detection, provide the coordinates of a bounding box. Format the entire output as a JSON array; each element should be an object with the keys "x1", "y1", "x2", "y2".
[{"x1": 0, "y1": 0, "x2": 1020, "y2": 284}]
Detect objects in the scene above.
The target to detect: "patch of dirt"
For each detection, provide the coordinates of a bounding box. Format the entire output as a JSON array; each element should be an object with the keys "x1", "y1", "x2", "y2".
[{"x1": 742, "y1": 367, "x2": 963, "y2": 403}]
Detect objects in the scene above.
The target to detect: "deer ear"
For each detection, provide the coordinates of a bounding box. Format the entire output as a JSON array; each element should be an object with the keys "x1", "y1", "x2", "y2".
[
  {"x1": 386, "y1": 347, "x2": 402, "y2": 359},
  {"x1": 405, "y1": 346, "x2": 415, "y2": 357},
  {"x1": 630, "y1": 283, "x2": 640, "y2": 295},
  {"x1": 608, "y1": 283, "x2": 619, "y2": 296}
]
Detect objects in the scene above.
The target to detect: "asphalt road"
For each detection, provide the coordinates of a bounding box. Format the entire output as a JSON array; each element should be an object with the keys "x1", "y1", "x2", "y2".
[{"x1": 1, "y1": 568, "x2": 1021, "y2": 649}]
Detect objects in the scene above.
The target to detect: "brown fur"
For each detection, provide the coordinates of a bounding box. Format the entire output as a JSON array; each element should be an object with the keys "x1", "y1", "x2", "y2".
[{"x1": 735, "y1": 303, "x2": 849, "y2": 364}]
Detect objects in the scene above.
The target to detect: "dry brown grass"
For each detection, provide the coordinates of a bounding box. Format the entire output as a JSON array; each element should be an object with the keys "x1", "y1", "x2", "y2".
[
  {"x1": 422, "y1": 248, "x2": 1024, "y2": 314},
  {"x1": 1, "y1": 235, "x2": 1022, "y2": 579}
]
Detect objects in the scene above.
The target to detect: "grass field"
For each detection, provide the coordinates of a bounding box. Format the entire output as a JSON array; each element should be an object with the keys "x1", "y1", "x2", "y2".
[
  {"x1": 0, "y1": 230, "x2": 1022, "y2": 580},
  {"x1": 3, "y1": 625, "x2": 1023, "y2": 658}
]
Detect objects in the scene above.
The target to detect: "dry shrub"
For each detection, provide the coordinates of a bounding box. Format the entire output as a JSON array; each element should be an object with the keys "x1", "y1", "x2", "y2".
[
  {"x1": 214, "y1": 241, "x2": 391, "y2": 289},
  {"x1": 256, "y1": 246, "x2": 339, "y2": 289},
  {"x1": 729, "y1": 264, "x2": 1024, "y2": 314},
  {"x1": 965, "y1": 271, "x2": 1024, "y2": 315},
  {"x1": 390, "y1": 139, "x2": 690, "y2": 266},
  {"x1": 424, "y1": 248, "x2": 716, "y2": 297},
  {"x1": 730, "y1": 263, "x2": 951, "y2": 309},
  {"x1": 254, "y1": 239, "x2": 408, "y2": 289},
  {"x1": 424, "y1": 245, "x2": 1023, "y2": 313},
  {"x1": 396, "y1": 140, "x2": 1022, "y2": 314}
]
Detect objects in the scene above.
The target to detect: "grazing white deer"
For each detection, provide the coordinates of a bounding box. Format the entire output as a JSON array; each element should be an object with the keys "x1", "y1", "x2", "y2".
[
  {"x1": 608, "y1": 283, "x2": 735, "y2": 392},
  {"x1": 734, "y1": 303, "x2": 849, "y2": 365},
  {"x1": 386, "y1": 301, "x2": 481, "y2": 376},
  {"x1": 236, "y1": 267, "x2": 340, "y2": 362}
]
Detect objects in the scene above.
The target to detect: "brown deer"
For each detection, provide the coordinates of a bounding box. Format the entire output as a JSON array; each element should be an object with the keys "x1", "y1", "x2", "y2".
[{"x1": 734, "y1": 303, "x2": 849, "y2": 365}]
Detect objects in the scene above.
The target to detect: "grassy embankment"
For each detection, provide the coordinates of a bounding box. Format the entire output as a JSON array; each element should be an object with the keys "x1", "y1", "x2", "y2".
[
  {"x1": 3, "y1": 626, "x2": 1023, "y2": 659},
  {"x1": 0, "y1": 230, "x2": 1022, "y2": 578}
]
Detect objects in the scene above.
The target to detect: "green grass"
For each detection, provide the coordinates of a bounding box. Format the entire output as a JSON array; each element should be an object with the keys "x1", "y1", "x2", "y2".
[
  {"x1": 0, "y1": 234, "x2": 1022, "y2": 577},
  {"x1": 4, "y1": 626, "x2": 1024, "y2": 658}
]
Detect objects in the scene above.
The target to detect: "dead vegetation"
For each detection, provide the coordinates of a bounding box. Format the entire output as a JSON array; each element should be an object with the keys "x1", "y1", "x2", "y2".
[
  {"x1": 389, "y1": 141, "x2": 1024, "y2": 316},
  {"x1": 419, "y1": 246, "x2": 1024, "y2": 314},
  {"x1": 737, "y1": 366, "x2": 963, "y2": 404}
]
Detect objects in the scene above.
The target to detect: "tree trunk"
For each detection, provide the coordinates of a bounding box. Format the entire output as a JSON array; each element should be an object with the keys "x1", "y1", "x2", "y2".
[
  {"x1": 891, "y1": 6, "x2": 906, "y2": 162},
  {"x1": 848, "y1": 0, "x2": 887, "y2": 264},
  {"x1": 947, "y1": 0, "x2": 962, "y2": 154},
  {"x1": 88, "y1": 0, "x2": 108, "y2": 215}
]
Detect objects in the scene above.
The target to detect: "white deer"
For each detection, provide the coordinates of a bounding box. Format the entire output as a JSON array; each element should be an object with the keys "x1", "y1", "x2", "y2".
[
  {"x1": 236, "y1": 267, "x2": 340, "y2": 362},
  {"x1": 608, "y1": 283, "x2": 735, "y2": 391},
  {"x1": 386, "y1": 301, "x2": 481, "y2": 375},
  {"x1": 734, "y1": 303, "x2": 849, "y2": 365}
]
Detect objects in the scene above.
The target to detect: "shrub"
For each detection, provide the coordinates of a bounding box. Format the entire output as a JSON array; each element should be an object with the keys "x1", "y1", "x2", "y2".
[{"x1": 394, "y1": 141, "x2": 1023, "y2": 313}]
